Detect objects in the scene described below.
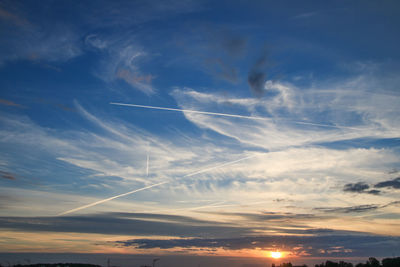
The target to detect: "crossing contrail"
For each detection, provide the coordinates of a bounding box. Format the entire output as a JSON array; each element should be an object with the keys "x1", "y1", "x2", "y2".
[
  {"x1": 110, "y1": 102, "x2": 362, "y2": 130},
  {"x1": 58, "y1": 181, "x2": 168, "y2": 216},
  {"x1": 58, "y1": 154, "x2": 258, "y2": 216}
]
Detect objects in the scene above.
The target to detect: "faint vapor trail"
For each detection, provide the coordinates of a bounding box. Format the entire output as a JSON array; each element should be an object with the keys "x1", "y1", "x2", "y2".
[
  {"x1": 58, "y1": 154, "x2": 257, "y2": 216},
  {"x1": 110, "y1": 102, "x2": 362, "y2": 130},
  {"x1": 183, "y1": 154, "x2": 257, "y2": 178},
  {"x1": 151, "y1": 201, "x2": 227, "y2": 214}
]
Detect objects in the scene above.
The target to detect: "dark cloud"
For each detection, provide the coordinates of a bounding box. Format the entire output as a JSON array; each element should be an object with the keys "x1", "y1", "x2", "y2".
[
  {"x1": 248, "y1": 51, "x2": 268, "y2": 96},
  {"x1": 248, "y1": 71, "x2": 266, "y2": 95},
  {"x1": 114, "y1": 234, "x2": 400, "y2": 258},
  {"x1": 1, "y1": 211, "x2": 400, "y2": 258},
  {"x1": 315, "y1": 201, "x2": 400, "y2": 214},
  {"x1": 201, "y1": 27, "x2": 247, "y2": 84},
  {"x1": 220, "y1": 35, "x2": 246, "y2": 57},
  {"x1": 367, "y1": 189, "x2": 381, "y2": 195},
  {"x1": 206, "y1": 28, "x2": 246, "y2": 58},
  {"x1": 374, "y1": 177, "x2": 400, "y2": 189},
  {"x1": 315, "y1": 204, "x2": 380, "y2": 213},
  {"x1": 0, "y1": 171, "x2": 16, "y2": 180},
  {"x1": 344, "y1": 182, "x2": 369, "y2": 192},
  {"x1": 343, "y1": 182, "x2": 380, "y2": 195},
  {"x1": 0, "y1": 211, "x2": 367, "y2": 239},
  {"x1": 0, "y1": 212, "x2": 252, "y2": 238},
  {"x1": 224, "y1": 211, "x2": 318, "y2": 221}
]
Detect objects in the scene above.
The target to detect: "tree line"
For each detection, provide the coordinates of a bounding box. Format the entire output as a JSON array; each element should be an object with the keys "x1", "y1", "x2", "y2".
[{"x1": 276, "y1": 257, "x2": 400, "y2": 267}]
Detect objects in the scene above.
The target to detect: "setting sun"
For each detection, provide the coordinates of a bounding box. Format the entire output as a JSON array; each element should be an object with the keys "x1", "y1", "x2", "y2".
[{"x1": 270, "y1": 251, "x2": 282, "y2": 259}]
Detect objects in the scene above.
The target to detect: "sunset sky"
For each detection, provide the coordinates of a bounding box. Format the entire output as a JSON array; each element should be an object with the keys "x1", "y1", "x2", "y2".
[{"x1": 1, "y1": 1, "x2": 400, "y2": 266}]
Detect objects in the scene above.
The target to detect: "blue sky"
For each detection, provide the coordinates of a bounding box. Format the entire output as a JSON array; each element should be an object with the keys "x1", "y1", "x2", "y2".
[{"x1": 1, "y1": 0, "x2": 400, "y2": 265}]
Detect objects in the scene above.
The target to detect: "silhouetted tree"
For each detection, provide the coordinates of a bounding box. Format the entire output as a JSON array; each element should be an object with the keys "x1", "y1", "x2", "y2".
[
  {"x1": 382, "y1": 257, "x2": 400, "y2": 267},
  {"x1": 339, "y1": 261, "x2": 353, "y2": 267},
  {"x1": 325, "y1": 261, "x2": 339, "y2": 267},
  {"x1": 315, "y1": 260, "x2": 353, "y2": 267},
  {"x1": 367, "y1": 257, "x2": 380, "y2": 267},
  {"x1": 281, "y1": 263, "x2": 293, "y2": 267}
]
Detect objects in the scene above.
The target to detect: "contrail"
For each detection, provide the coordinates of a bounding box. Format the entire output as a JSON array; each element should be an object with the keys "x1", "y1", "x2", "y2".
[
  {"x1": 58, "y1": 154, "x2": 257, "y2": 216},
  {"x1": 110, "y1": 102, "x2": 362, "y2": 130},
  {"x1": 183, "y1": 154, "x2": 257, "y2": 178},
  {"x1": 150, "y1": 201, "x2": 227, "y2": 214},
  {"x1": 58, "y1": 181, "x2": 168, "y2": 216}
]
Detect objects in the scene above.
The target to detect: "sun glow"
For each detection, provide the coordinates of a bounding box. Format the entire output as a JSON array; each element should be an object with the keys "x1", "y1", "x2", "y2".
[{"x1": 270, "y1": 251, "x2": 282, "y2": 259}]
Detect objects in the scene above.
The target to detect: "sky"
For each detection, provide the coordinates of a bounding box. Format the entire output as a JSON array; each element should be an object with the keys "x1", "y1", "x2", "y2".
[{"x1": 1, "y1": 0, "x2": 400, "y2": 266}]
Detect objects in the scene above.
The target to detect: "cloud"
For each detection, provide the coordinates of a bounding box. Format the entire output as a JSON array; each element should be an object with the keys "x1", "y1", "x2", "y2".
[
  {"x1": 0, "y1": 171, "x2": 16, "y2": 180},
  {"x1": 171, "y1": 71, "x2": 400, "y2": 151},
  {"x1": 0, "y1": 99, "x2": 25, "y2": 108},
  {"x1": 2, "y1": 209, "x2": 398, "y2": 257},
  {"x1": 0, "y1": 2, "x2": 84, "y2": 65},
  {"x1": 344, "y1": 182, "x2": 369, "y2": 192},
  {"x1": 206, "y1": 28, "x2": 247, "y2": 83},
  {"x1": 315, "y1": 204, "x2": 380, "y2": 214},
  {"x1": 248, "y1": 51, "x2": 268, "y2": 96},
  {"x1": 114, "y1": 234, "x2": 400, "y2": 257},
  {"x1": 0, "y1": 6, "x2": 29, "y2": 26},
  {"x1": 116, "y1": 68, "x2": 155, "y2": 95},
  {"x1": 0, "y1": 0, "x2": 200, "y2": 70},
  {"x1": 291, "y1": 11, "x2": 319, "y2": 20},
  {"x1": 0, "y1": 212, "x2": 252, "y2": 238},
  {"x1": 171, "y1": 25, "x2": 247, "y2": 84},
  {"x1": 86, "y1": 35, "x2": 157, "y2": 95},
  {"x1": 0, "y1": 193, "x2": 19, "y2": 210},
  {"x1": 374, "y1": 177, "x2": 400, "y2": 189},
  {"x1": 315, "y1": 201, "x2": 400, "y2": 214},
  {"x1": 0, "y1": 23, "x2": 82, "y2": 65},
  {"x1": 1, "y1": 210, "x2": 399, "y2": 258},
  {"x1": 204, "y1": 211, "x2": 319, "y2": 222},
  {"x1": 343, "y1": 182, "x2": 380, "y2": 195}
]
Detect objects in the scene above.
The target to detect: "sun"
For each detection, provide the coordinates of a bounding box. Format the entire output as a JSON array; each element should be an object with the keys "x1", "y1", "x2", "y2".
[{"x1": 270, "y1": 251, "x2": 282, "y2": 259}]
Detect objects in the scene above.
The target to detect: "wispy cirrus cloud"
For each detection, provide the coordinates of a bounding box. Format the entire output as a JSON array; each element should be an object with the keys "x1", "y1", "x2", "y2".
[
  {"x1": 171, "y1": 72, "x2": 400, "y2": 150},
  {"x1": 3, "y1": 99, "x2": 398, "y2": 220},
  {"x1": 85, "y1": 34, "x2": 157, "y2": 95},
  {"x1": 0, "y1": 1, "x2": 83, "y2": 65}
]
